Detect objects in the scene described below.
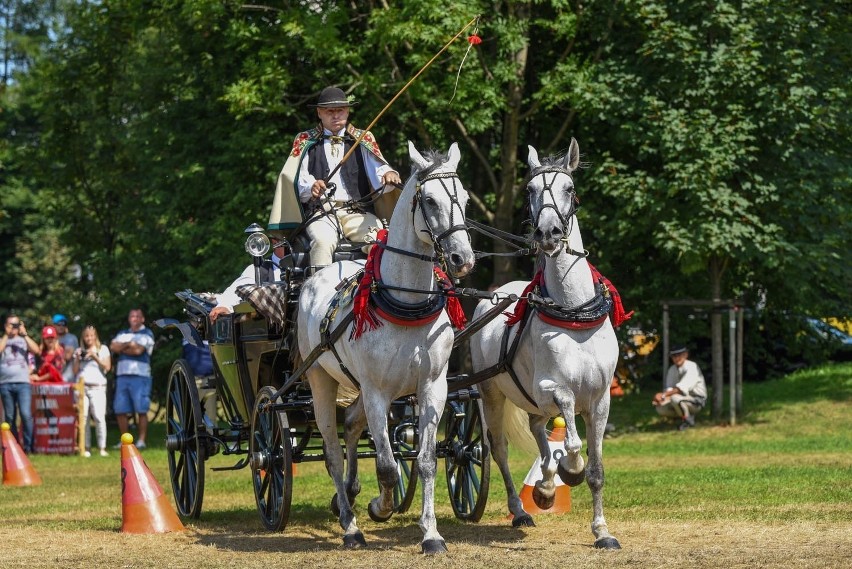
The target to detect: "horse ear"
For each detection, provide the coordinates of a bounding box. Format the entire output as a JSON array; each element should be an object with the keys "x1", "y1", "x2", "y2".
[
  {"x1": 528, "y1": 145, "x2": 541, "y2": 170},
  {"x1": 446, "y1": 142, "x2": 461, "y2": 170},
  {"x1": 408, "y1": 141, "x2": 429, "y2": 171},
  {"x1": 563, "y1": 138, "x2": 580, "y2": 172}
]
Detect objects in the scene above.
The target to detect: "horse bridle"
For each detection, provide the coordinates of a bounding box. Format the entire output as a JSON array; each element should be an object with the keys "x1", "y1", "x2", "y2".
[
  {"x1": 527, "y1": 166, "x2": 586, "y2": 258},
  {"x1": 407, "y1": 170, "x2": 470, "y2": 268}
]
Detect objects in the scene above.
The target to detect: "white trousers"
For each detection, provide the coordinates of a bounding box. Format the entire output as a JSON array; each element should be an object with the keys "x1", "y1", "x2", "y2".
[
  {"x1": 305, "y1": 203, "x2": 383, "y2": 267},
  {"x1": 655, "y1": 393, "x2": 702, "y2": 420},
  {"x1": 83, "y1": 384, "x2": 108, "y2": 450}
]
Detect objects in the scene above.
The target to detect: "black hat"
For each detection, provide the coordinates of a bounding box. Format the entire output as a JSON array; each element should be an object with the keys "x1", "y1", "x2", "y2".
[
  {"x1": 309, "y1": 86, "x2": 357, "y2": 108},
  {"x1": 669, "y1": 345, "x2": 688, "y2": 356}
]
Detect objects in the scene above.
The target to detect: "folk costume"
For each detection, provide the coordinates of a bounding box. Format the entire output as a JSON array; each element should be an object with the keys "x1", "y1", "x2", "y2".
[{"x1": 267, "y1": 87, "x2": 400, "y2": 268}]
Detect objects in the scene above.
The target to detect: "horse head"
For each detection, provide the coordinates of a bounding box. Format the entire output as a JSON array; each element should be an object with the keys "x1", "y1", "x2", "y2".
[
  {"x1": 526, "y1": 139, "x2": 580, "y2": 256},
  {"x1": 407, "y1": 141, "x2": 475, "y2": 277}
]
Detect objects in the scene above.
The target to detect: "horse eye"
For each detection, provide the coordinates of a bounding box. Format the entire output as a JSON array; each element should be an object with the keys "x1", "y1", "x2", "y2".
[{"x1": 425, "y1": 195, "x2": 437, "y2": 206}]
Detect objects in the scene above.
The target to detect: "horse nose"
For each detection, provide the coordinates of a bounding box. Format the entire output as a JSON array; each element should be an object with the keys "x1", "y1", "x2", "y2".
[
  {"x1": 448, "y1": 252, "x2": 473, "y2": 278},
  {"x1": 533, "y1": 225, "x2": 562, "y2": 242}
]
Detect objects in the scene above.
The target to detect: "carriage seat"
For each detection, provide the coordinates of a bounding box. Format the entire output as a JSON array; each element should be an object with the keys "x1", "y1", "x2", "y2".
[{"x1": 286, "y1": 231, "x2": 367, "y2": 275}]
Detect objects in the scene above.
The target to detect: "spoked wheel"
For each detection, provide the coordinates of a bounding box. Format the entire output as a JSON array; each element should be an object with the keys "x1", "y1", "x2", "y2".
[
  {"x1": 389, "y1": 403, "x2": 419, "y2": 514},
  {"x1": 444, "y1": 396, "x2": 490, "y2": 521},
  {"x1": 250, "y1": 386, "x2": 293, "y2": 532},
  {"x1": 165, "y1": 359, "x2": 207, "y2": 519}
]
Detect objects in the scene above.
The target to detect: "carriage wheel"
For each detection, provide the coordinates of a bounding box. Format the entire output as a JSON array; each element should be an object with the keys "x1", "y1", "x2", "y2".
[
  {"x1": 444, "y1": 397, "x2": 490, "y2": 522},
  {"x1": 390, "y1": 404, "x2": 419, "y2": 513},
  {"x1": 165, "y1": 359, "x2": 206, "y2": 519},
  {"x1": 250, "y1": 386, "x2": 293, "y2": 532}
]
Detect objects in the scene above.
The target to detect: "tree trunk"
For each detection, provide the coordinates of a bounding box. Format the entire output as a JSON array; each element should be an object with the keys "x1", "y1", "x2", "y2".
[
  {"x1": 709, "y1": 255, "x2": 725, "y2": 422},
  {"x1": 493, "y1": 5, "x2": 529, "y2": 286}
]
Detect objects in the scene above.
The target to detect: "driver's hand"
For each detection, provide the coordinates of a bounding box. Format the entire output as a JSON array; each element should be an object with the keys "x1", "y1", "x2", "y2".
[
  {"x1": 311, "y1": 179, "x2": 327, "y2": 199},
  {"x1": 382, "y1": 171, "x2": 402, "y2": 187}
]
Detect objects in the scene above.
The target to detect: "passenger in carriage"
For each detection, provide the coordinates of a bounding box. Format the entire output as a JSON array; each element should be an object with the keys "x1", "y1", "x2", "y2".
[
  {"x1": 275, "y1": 86, "x2": 402, "y2": 271},
  {"x1": 208, "y1": 238, "x2": 287, "y2": 322}
]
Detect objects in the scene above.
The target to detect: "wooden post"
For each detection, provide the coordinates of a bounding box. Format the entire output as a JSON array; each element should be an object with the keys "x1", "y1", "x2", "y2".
[
  {"x1": 662, "y1": 303, "x2": 669, "y2": 390},
  {"x1": 77, "y1": 378, "x2": 86, "y2": 456},
  {"x1": 728, "y1": 308, "x2": 736, "y2": 426},
  {"x1": 736, "y1": 306, "x2": 744, "y2": 413}
]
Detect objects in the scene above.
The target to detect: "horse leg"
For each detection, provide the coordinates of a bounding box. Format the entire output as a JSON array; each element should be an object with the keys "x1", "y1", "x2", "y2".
[
  {"x1": 480, "y1": 382, "x2": 534, "y2": 527},
  {"x1": 584, "y1": 395, "x2": 621, "y2": 550},
  {"x1": 416, "y1": 376, "x2": 449, "y2": 554},
  {"x1": 308, "y1": 369, "x2": 366, "y2": 548},
  {"x1": 529, "y1": 414, "x2": 559, "y2": 510},
  {"x1": 554, "y1": 395, "x2": 586, "y2": 487},
  {"x1": 362, "y1": 393, "x2": 397, "y2": 524},
  {"x1": 330, "y1": 396, "x2": 365, "y2": 516}
]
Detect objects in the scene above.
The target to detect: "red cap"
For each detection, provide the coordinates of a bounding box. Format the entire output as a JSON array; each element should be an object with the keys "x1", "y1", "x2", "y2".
[{"x1": 41, "y1": 325, "x2": 58, "y2": 339}]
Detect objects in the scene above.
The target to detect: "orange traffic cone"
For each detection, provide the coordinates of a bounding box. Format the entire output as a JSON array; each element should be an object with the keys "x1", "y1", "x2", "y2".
[
  {"x1": 517, "y1": 416, "x2": 571, "y2": 515},
  {"x1": 120, "y1": 433, "x2": 184, "y2": 533},
  {"x1": 1, "y1": 422, "x2": 42, "y2": 486}
]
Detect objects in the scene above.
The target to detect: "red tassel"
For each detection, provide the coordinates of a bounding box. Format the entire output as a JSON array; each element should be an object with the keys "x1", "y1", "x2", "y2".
[
  {"x1": 588, "y1": 263, "x2": 633, "y2": 328},
  {"x1": 505, "y1": 270, "x2": 543, "y2": 326},
  {"x1": 351, "y1": 229, "x2": 387, "y2": 340}
]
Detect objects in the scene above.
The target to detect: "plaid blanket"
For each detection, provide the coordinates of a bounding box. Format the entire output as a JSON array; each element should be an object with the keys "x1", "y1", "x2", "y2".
[{"x1": 236, "y1": 283, "x2": 290, "y2": 328}]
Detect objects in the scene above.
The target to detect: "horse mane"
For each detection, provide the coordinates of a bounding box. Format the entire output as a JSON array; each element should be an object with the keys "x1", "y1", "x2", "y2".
[
  {"x1": 412, "y1": 148, "x2": 451, "y2": 178},
  {"x1": 528, "y1": 152, "x2": 571, "y2": 180}
]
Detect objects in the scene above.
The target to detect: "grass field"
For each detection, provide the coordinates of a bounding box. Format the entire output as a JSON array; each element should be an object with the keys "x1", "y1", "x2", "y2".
[{"x1": 2, "y1": 363, "x2": 850, "y2": 568}]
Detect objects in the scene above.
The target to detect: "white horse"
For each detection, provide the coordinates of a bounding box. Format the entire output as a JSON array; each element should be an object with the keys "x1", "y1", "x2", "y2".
[
  {"x1": 297, "y1": 141, "x2": 474, "y2": 554},
  {"x1": 470, "y1": 140, "x2": 622, "y2": 549}
]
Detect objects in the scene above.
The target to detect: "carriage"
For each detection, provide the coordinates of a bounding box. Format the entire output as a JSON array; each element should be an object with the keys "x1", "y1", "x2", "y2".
[
  {"x1": 155, "y1": 143, "x2": 516, "y2": 538},
  {"x1": 157, "y1": 139, "x2": 622, "y2": 552}
]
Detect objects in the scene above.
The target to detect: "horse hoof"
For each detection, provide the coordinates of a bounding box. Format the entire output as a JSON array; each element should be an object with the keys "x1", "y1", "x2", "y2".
[
  {"x1": 532, "y1": 487, "x2": 555, "y2": 510},
  {"x1": 557, "y1": 463, "x2": 586, "y2": 487},
  {"x1": 368, "y1": 501, "x2": 393, "y2": 523},
  {"x1": 421, "y1": 539, "x2": 448, "y2": 555},
  {"x1": 511, "y1": 514, "x2": 535, "y2": 528},
  {"x1": 594, "y1": 536, "x2": 621, "y2": 550},
  {"x1": 330, "y1": 494, "x2": 340, "y2": 517},
  {"x1": 343, "y1": 532, "x2": 367, "y2": 548}
]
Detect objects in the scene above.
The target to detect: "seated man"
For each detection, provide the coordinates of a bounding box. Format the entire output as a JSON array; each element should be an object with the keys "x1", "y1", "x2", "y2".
[
  {"x1": 209, "y1": 238, "x2": 286, "y2": 322},
  {"x1": 652, "y1": 345, "x2": 708, "y2": 430},
  {"x1": 269, "y1": 86, "x2": 401, "y2": 272}
]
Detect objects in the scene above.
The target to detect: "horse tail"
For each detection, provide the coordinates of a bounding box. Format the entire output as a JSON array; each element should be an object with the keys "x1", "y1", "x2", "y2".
[{"x1": 502, "y1": 399, "x2": 539, "y2": 455}]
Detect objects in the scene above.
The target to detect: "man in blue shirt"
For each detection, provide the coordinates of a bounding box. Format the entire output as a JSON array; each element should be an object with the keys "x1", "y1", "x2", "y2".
[{"x1": 110, "y1": 308, "x2": 155, "y2": 449}]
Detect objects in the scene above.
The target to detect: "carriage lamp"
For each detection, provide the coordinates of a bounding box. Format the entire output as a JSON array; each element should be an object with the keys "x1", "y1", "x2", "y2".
[{"x1": 244, "y1": 223, "x2": 270, "y2": 285}]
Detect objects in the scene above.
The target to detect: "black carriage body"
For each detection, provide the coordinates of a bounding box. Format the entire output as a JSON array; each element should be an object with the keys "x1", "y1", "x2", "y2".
[{"x1": 160, "y1": 243, "x2": 493, "y2": 529}]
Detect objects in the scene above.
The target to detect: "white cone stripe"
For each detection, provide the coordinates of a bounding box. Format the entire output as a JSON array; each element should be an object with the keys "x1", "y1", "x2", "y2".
[{"x1": 522, "y1": 439, "x2": 567, "y2": 487}]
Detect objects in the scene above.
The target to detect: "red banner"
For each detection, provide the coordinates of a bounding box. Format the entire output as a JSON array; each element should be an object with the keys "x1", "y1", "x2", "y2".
[{"x1": 31, "y1": 383, "x2": 78, "y2": 454}]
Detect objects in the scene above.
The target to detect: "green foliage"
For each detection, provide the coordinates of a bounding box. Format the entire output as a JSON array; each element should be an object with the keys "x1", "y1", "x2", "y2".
[{"x1": 0, "y1": 0, "x2": 848, "y2": 392}]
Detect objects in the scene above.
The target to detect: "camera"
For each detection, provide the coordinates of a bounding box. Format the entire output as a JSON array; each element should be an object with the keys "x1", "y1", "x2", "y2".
[{"x1": 11, "y1": 322, "x2": 21, "y2": 329}]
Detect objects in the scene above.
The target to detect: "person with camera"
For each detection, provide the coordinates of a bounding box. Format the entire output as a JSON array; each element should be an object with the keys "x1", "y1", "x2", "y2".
[
  {"x1": 73, "y1": 325, "x2": 112, "y2": 457},
  {"x1": 0, "y1": 314, "x2": 42, "y2": 453},
  {"x1": 29, "y1": 325, "x2": 66, "y2": 383}
]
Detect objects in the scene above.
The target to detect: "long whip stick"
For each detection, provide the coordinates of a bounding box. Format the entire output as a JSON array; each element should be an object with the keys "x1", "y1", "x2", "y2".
[{"x1": 324, "y1": 15, "x2": 480, "y2": 183}]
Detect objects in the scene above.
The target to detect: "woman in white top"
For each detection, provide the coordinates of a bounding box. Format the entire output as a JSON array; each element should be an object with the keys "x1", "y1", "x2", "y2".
[{"x1": 73, "y1": 325, "x2": 112, "y2": 457}]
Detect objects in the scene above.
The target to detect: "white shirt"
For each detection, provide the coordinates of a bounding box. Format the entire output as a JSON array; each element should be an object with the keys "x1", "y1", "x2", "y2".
[
  {"x1": 77, "y1": 344, "x2": 111, "y2": 386},
  {"x1": 297, "y1": 128, "x2": 394, "y2": 203},
  {"x1": 665, "y1": 359, "x2": 708, "y2": 400},
  {"x1": 215, "y1": 255, "x2": 283, "y2": 310}
]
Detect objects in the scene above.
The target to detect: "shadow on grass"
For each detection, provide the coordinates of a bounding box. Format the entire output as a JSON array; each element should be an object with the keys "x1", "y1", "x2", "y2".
[{"x1": 191, "y1": 511, "x2": 527, "y2": 553}]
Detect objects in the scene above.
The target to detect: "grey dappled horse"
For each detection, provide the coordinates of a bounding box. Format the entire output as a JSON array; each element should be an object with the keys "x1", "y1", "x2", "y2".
[
  {"x1": 470, "y1": 140, "x2": 621, "y2": 549},
  {"x1": 297, "y1": 142, "x2": 474, "y2": 554}
]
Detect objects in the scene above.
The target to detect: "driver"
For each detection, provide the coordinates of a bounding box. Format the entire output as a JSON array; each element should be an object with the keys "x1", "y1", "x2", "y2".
[{"x1": 283, "y1": 86, "x2": 401, "y2": 270}]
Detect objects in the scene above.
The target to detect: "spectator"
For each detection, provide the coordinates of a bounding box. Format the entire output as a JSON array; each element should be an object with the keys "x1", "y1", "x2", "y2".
[
  {"x1": 30, "y1": 325, "x2": 65, "y2": 383},
  {"x1": 73, "y1": 325, "x2": 111, "y2": 457},
  {"x1": 209, "y1": 238, "x2": 286, "y2": 322},
  {"x1": 0, "y1": 314, "x2": 42, "y2": 453},
  {"x1": 52, "y1": 314, "x2": 80, "y2": 382},
  {"x1": 110, "y1": 308, "x2": 155, "y2": 450},
  {"x1": 281, "y1": 86, "x2": 401, "y2": 271},
  {"x1": 652, "y1": 345, "x2": 708, "y2": 430}
]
